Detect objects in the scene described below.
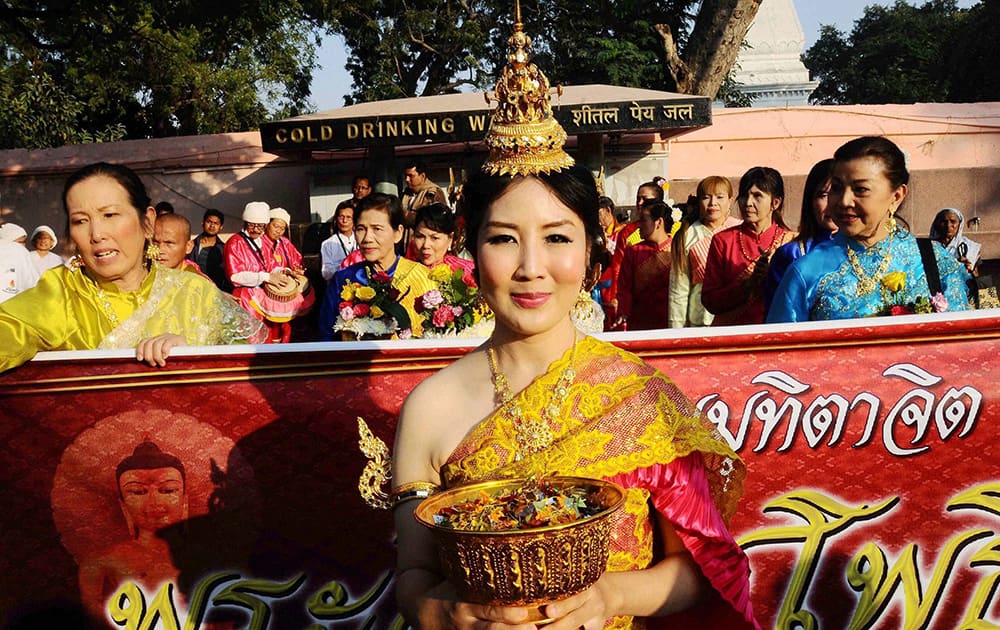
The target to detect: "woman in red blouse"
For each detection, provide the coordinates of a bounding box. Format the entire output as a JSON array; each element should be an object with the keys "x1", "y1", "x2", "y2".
[{"x1": 701, "y1": 167, "x2": 796, "y2": 326}]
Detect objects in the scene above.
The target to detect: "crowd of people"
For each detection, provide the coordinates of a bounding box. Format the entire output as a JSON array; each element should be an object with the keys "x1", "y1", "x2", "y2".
[
  {"x1": 0, "y1": 9, "x2": 993, "y2": 627},
  {"x1": 0, "y1": 133, "x2": 987, "y2": 372}
]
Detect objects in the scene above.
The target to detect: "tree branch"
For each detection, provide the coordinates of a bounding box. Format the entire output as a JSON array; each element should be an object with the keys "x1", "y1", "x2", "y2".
[
  {"x1": 681, "y1": 0, "x2": 762, "y2": 98},
  {"x1": 655, "y1": 23, "x2": 692, "y2": 93}
]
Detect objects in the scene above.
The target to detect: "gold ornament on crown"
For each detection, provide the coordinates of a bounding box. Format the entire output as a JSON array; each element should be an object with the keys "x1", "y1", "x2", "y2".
[{"x1": 481, "y1": 0, "x2": 575, "y2": 177}]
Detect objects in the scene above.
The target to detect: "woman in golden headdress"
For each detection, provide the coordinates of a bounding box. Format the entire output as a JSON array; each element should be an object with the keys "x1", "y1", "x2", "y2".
[{"x1": 389, "y1": 9, "x2": 758, "y2": 629}]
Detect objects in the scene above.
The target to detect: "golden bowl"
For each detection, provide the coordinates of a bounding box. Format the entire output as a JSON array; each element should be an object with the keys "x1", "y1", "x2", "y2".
[{"x1": 414, "y1": 476, "x2": 625, "y2": 610}]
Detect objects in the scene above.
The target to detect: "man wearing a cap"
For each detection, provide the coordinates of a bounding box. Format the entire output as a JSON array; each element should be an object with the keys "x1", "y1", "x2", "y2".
[
  {"x1": 224, "y1": 203, "x2": 282, "y2": 312},
  {"x1": 223, "y1": 203, "x2": 307, "y2": 343},
  {"x1": 0, "y1": 222, "x2": 28, "y2": 245},
  {"x1": 263, "y1": 208, "x2": 297, "y2": 268},
  {"x1": 255, "y1": 207, "x2": 314, "y2": 342}
]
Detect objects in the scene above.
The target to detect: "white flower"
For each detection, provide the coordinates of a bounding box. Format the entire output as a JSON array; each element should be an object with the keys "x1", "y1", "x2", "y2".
[{"x1": 334, "y1": 316, "x2": 398, "y2": 339}]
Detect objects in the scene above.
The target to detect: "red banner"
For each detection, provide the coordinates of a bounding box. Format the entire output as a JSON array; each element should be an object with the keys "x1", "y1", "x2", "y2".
[{"x1": 2, "y1": 311, "x2": 999, "y2": 629}]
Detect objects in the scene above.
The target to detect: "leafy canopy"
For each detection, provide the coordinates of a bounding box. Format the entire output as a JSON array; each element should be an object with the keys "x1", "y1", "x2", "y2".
[
  {"x1": 324, "y1": 0, "x2": 753, "y2": 106},
  {"x1": 0, "y1": 0, "x2": 324, "y2": 148},
  {"x1": 803, "y1": 0, "x2": 997, "y2": 105}
]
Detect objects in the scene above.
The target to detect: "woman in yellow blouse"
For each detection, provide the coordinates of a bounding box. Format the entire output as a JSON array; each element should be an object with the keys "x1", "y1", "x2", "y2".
[{"x1": 0, "y1": 162, "x2": 262, "y2": 372}]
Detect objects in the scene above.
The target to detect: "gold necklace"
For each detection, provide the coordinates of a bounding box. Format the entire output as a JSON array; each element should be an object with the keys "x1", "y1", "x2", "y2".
[
  {"x1": 738, "y1": 226, "x2": 784, "y2": 262},
  {"x1": 846, "y1": 230, "x2": 894, "y2": 296},
  {"x1": 487, "y1": 339, "x2": 577, "y2": 459}
]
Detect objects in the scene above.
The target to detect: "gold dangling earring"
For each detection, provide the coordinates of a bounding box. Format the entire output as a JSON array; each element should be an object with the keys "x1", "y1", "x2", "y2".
[
  {"x1": 69, "y1": 255, "x2": 84, "y2": 271},
  {"x1": 144, "y1": 239, "x2": 160, "y2": 267},
  {"x1": 887, "y1": 208, "x2": 898, "y2": 233}
]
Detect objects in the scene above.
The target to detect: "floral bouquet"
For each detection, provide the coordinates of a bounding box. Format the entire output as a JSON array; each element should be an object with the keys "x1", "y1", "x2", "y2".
[
  {"x1": 334, "y1": 272, "x2": 412, "y2": 340},
  {"x1": 416, "y1": 264, "x2": 494, "y2": 338},
  {"x1": 875, "y1": 271, "x2": 949, "y2": 316}
]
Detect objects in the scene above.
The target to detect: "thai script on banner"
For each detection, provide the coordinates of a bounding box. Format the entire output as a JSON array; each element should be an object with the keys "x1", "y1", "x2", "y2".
[
  {"x1": 741, "y1": 483, "x2": 1000, "y2": 629},
  {"x1": 697, "y1": 363, "x2": 983, "y2": 456},
  {"x1": 109, "y1": 572, "x2": 404, "y2": 630}
]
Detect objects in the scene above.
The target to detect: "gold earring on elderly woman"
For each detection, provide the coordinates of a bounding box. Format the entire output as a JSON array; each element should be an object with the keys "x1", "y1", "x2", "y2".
[
  {"x1": 145, "y1": 240, "x2": 161, "y2": 263},
  {"x1": 886, "y1": 208, "x2": 898, "y2": 233}
]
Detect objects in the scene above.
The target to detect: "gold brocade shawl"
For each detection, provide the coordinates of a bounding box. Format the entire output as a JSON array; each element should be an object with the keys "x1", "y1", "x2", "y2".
[
  {"x1": 392, "y1": 258, "x2": 436, "y2": 337},
  {"x1": 441, "y1": 336, "x2": 747, "y2": 629},
  {"x1": 0, "y1": 265, "x2": 263, "y2": 371}
]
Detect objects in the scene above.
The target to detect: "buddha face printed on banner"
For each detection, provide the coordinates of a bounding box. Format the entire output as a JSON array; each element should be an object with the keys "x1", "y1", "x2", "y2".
[
  {"x1": 117, "y1": 458, "x2": 188, "y2": 538},
  {"x1": 50, "y1": 410, "x2": 255, "y2": 622}
]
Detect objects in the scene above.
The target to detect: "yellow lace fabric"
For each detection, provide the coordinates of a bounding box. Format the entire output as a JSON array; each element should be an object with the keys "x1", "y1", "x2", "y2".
[
  {"x1": 98, "y1": 267, "x2": 264, "y2": 348},
  {"x1": 440, "y1": 336, "x2": 746, "y2": 629},
  {"x1": 0, "y1": 265, "x2": 263, "y2": 371}
]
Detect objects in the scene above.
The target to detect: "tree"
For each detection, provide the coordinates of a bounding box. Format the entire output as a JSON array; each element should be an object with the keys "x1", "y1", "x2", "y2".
[
  {"x1": 945, "y1": 0, "x2": 1000, "y2": 102},
  {"x1": 655, "y1": 0, "x2": 761, "y2": 98},
  {"x1": 324, "y1": 0, "x2": 499, "y2": 105},
  {"x1": 0, "y1": 68, "x2": 126, "y2": 149},
  {"x1": 802, "y1": 0, "x2": 976, "y2": 105},
  {"x1": 0, "y1": 0, "x2": 324, "y2": 148},
  {"x1": 326, "y1": 0, "x2": 760, "y2": 104}
]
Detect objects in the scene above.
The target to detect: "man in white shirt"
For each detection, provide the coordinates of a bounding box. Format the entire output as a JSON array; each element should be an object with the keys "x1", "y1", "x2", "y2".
[{"x1": 320, "y1": 200, "x2": 358, "y2": 282}]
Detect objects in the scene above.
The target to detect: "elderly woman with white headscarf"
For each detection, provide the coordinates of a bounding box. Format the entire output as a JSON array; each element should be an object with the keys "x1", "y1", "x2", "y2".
[
  {"x1": 929, "y1": 207, "x2": 981, "y2": 276},
  {"x1": 29, "y1": 225, "x2": 65, "y2": 274}
]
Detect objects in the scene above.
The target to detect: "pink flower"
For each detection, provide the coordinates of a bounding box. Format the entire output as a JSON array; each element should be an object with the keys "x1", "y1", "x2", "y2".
[
  {"x1": 354, "y1": 303, "x2": 370, "y2": 317},
  {"x1": 421, "y1": 289, "x2": 444, "y2": 308},
  {"x1": 453, "y1": 306, "x2": 463, "y2": 316},
  {"x1": 930, "y1": 292, "x2": 949, "y2": 313},
  {"x1": 432, "y1": 304, "x2": 455, "y2": 328},
  {"x1": 398, "y1": 328, "x2": 412, "y2": 339},
  {"x1": 339, "y1": 306, "x2": 355, "y2": 321}
]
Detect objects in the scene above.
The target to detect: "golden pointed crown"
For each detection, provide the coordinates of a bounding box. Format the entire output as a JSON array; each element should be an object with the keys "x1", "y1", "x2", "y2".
[{"x1": 481, "y1": 0, "x2": 575, "y2": 176}]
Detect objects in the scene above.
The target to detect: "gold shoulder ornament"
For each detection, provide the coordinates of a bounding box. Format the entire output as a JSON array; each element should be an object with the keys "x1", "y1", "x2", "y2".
[
  {"x1": 357, "y1": 417, "x2": 391, "y2": 509},
  {"x1": 357, "y1": 417, "x2": 441, "y2": 510}
]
